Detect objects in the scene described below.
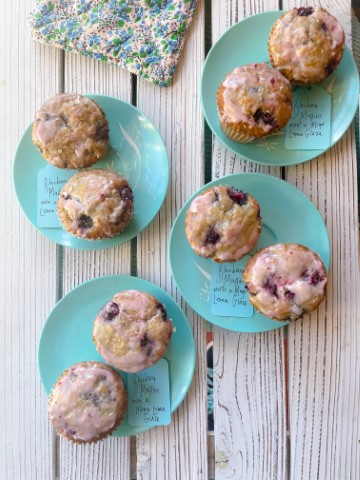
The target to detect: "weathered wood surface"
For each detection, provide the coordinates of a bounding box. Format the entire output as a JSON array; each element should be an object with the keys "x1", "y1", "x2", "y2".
[{"x1": 211, "y1": 1, "x2": 360, "y2": 479}]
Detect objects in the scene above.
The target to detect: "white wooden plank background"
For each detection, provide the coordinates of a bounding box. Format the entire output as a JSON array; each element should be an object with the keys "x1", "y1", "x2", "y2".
[
  {"x1": 284, "y1": 1, "x2": 360, "y2": 479},
  {"x1": 210, "y1": 1, "x2": 287, "y2": 479},
  {"x1": 1, "y1": 0, "x2": 359, "y2": 479},
  {"x1": 0, "y1": 1, "x2": 60, "y2": 479}
]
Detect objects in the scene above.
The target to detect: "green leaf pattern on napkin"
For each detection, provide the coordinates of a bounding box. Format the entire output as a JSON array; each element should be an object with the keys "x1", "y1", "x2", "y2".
[{"x1": 29, "y1": 0, "x2": 197, "y2": 86}]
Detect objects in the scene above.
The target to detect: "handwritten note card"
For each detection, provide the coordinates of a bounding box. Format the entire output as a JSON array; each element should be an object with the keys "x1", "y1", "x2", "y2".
[
  {"x1": 127, "y1": 359, "x2": 171, "y2": 427},
  {"x1": 285, "y1": 86, "x2": 331, "y2": 150},
  {"x1": 210, "y1": 257, "x2": 253, "y2": 317},
  {"x1": 37, "y1": 165, "x2": 76, "y2": 227}
]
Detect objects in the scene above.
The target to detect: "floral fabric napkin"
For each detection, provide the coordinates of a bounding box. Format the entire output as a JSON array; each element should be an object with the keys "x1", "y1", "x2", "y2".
[{"x1": 28, "y1": 0, "x2": 197, "y2": 86}]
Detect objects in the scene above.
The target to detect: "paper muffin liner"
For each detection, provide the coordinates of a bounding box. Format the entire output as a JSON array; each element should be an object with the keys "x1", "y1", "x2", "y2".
[
  {"x1": 219, "y1": 122, "x2": 258, "y2": 143},
  {"x1": 219, "y1": 119, "x2": 282, "y2": 144}
]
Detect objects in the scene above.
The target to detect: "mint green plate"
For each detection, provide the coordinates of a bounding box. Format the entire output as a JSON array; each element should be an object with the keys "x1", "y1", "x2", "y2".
[
  {"x1": 13, "y1": 95, "x2": 168, "y2": 250},
  {"x1": 38, "y1": 275, "x2": 195, "y2": 436},
  {"x1": 169, "y1": 173, "x2": 330, "y2": 332},
  {"x1": 201, "y1": 11, "x2": 359, "y2": 166}
]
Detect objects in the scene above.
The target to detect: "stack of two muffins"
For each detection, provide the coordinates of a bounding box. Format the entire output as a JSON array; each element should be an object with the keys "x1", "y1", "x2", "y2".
[
  {"x1": 34, "y1": 95, "x2": 172, "y2": 443},
  {"x1": 185, "y1": 184, "x2": 327, "y2": 323},
  {"x1": 217, "y1": 7, "x2": 345, "y2": 143},
  {"x1": 48, "y1": 289, "x2": 173, "y2": 444},
  {"x1": 33, "y1": 92, "x2": 134, "y2": 241}
]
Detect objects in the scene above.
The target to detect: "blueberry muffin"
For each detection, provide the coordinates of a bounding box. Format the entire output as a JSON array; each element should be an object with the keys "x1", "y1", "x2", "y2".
[
  {"x1": 243, "y1": 243, "x2": 327, "y2": 322},
  {"x1": 216, "y1": 62, "x2": 292, "y2": 143},
  {"x1": 48, "y1": 361, "x2": 128, "y2": 444},
  {"x1": 268, "y1": 7, "x2": 345, "y2": 84},
  {"x1": 93, "y1": 290, "x2": 173, "y2": 373},
  {"x1": 185, "y1": 185, "x2": 261, "y2": 263},
  {"x1": 57, "y1": 168, "x2": 133, "y2": 240},
  {"x1": 32, "y1": 93, "x2": 109, "y2": 169}
]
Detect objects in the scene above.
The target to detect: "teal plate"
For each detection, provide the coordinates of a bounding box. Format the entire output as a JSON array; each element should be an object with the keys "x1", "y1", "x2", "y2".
[
  {"x1": 38, "y1": 275, "x2": 195, "y2": 436},
  {"x1": 169, "y1": 173, "x2": 330, "y2": 333},
  {"x1": 13, "y1": 95, "x2": 169, "y2": 250},
  {"x1": 201, "y1": 11, "x2": 359, "y2": 166}
]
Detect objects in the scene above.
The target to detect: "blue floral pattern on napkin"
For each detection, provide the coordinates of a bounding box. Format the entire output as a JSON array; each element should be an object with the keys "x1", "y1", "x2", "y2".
[{"x1": 29, "y1": 0, "x2": 197, "y2": 86}]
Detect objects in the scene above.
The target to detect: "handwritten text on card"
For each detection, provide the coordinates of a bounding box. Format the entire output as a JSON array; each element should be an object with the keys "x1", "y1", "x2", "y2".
[
  {"x1": 127, "y1": 359, "x2": 171, "y2": 427},
  {"x1": 210, "y1": 258, "x2": 253, "y2": 317},
  {"x1": 285, "y1": 86, "x2": 331, "y2": 150}
]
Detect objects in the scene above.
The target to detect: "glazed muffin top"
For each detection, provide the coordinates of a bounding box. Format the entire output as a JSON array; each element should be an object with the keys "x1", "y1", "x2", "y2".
[
  {"x1": 217, "y1": 62, "x2": 292, "y2": 136},
  {"x1": 185, "y1": 185, "x2": 262, "y2": 263},
  {"x1": 48, "y1": 361, "x2": 127, "y2": 444},
  {"x1": 268, "y1": 7, "x2": 345, "y2": 84},
  {"x1": 93, "y1": 290, "x2": 173, "y2": 373},
  {"x1": 32, "y1": 92, "x2": 109, "y2": 169},
  {"x1": 57, "y1": 168, "x2": 134, "y2": 240},
  {"x1": 243, "y1": 243, "x2": 327, "y2": 321}
]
